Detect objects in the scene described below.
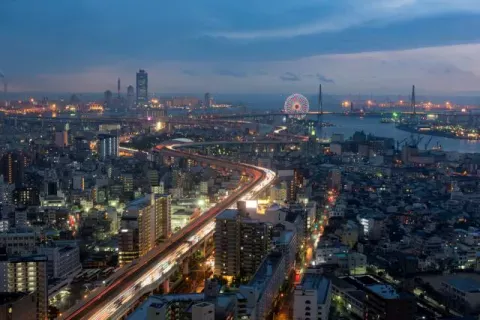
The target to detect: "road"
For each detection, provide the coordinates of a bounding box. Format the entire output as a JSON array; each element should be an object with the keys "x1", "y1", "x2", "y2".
[{"x1": 61, "y1": 142, "x2": 275, "y2": 320}]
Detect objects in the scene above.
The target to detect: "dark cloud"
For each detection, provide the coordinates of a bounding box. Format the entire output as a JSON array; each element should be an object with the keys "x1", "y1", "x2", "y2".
[
  {"x1": 213, "y1": 69, "x2": 248, "y2": 78},
  {"x1": 316, "y1": 73, "x2": 335, "y2": 84},
  {"x1": 280, "y1": 72, "x2": 301, "y2": 81}
]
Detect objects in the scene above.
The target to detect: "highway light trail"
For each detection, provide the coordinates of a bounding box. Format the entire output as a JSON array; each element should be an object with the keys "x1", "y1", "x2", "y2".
[{"x1": 62, "y1": 142, "x2": 275, "y2": 320}]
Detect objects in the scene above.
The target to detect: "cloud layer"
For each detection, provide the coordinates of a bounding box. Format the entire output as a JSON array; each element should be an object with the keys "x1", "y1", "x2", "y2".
[{"x1": 0, "y1": 0, "x2": 479, "y2": 93}]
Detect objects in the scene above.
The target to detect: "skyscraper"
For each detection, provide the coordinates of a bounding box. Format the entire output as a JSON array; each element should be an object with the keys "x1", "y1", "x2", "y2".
[
  {"x1": 127, "y1": 85, "x2": 135, "y2": 109},
  {"x1": 104, "y1": 90, "x2": 113, "y2": 109},
  {"x1": 204, "y1": 92, "x2": 212, "y2": 108},
  {"x1": 1, "y1": 152, "x2": 25, "y2": 187},
  {"x1": 136, "y1": 69, "x2": 148, "y2": 107}
]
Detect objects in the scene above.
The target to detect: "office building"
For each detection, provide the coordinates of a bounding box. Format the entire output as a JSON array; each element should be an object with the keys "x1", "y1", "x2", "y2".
[
  {"x1": 204, "y1": 92, "x2": 212, "y2": 108},
  {"x1": 12, "y1": 187, "x2": 39, "y2": 207},
  {"x1": 327, "y1": 168, "x2": 341, "y2": 191},
  {"x1": 0, "y1": 255, "x2": 48, "y2": 320},
  {"x1": 54, "y1": 129, "x2": 68, "y2": 148},
  {"x1": 97, "y1": 133, "x2": 119, "y2": 160},
  {"x1": 294, "y1": 274, "x2": 331, "y2": 320},
  {"x1": 0, "y1": 229, "x2": 36, "y2": 255},
  {"x1": 0, "y1": 292, "x2": 36, "y2": 320},
  {"x1": 214, "y1": 209, "x2": 272, "y2": 280},
  {"x1": 72, "y1": 175, "x2": 85, "y2": 191},
  {"x1": 127, "y1": 85, "x2": 135, "y2": 109},
  {"x1": 38, "y1": 243, "x2": 81, "y2": 279},
  {"x1": 441, "y1": 277, "x2": 480, "y2": 313},
  {"x1": 1, "y1": 152, "x2": 26, "y2": 187},
  {"x1": 364, "y1": 284, "x2": 416, "y2": 320},
  {"x1": 121, "y1": 173, "x2": 134, "y2": 193},
  {"x1": 136, "y1": 69, "x2": 148, "y2": 107},
  {"x1": 104, "y1": 90, "x2": 113, "y2": 108}
]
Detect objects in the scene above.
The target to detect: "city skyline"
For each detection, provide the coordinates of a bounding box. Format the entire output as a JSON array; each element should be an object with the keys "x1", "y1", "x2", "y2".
[{"x1": 0, "y1": 0, "x2": 480, "y2": 94}]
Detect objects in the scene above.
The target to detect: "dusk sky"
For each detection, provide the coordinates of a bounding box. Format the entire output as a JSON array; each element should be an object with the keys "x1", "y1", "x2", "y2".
[{"x1": 1, "y1": 0, "x2": 480, "y2": 94}]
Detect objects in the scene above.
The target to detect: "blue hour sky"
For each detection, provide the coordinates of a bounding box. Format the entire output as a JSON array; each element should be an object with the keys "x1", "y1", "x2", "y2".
[{"x1": 1, "y1": 0, "x2": 480, "y2": 94}]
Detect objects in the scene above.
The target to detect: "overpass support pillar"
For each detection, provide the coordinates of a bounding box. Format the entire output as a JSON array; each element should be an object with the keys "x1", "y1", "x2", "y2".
[
  {"x1": 162, "y1": 280, "x2": 170, "y2": 294},
  {"x1": 202, "y1": 239, "x2": 207, "y2": 257},
  {"x1": 183, "y1": 259, "x2": 190, "y2": 275}
]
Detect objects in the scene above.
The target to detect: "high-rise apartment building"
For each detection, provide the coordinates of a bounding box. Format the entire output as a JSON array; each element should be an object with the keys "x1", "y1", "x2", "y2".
[
  {"x1": 136, "y1": 69, "x2": 148, "y2": 107},
  {"x1": 119, "y1": 194, "x2": 171, "y2": 266},
  {"x1": 97, "y1": 133, "x2": 119, "y2": 160},
  {"x1": 214, "y1": 209, "x2": 272, "y2": 280},
  {"x1": 1, "y1": 152, "x2": 26, "y2": 187},
  {"x1": 0, "y1": 255, "x2": 48, "y2": 320},
  {"x1": 154, "y1": 194, "x2": 171, "y2": 240},
  {"x1": 127, "y1": 85, "x2": 135, "y2": 109}
]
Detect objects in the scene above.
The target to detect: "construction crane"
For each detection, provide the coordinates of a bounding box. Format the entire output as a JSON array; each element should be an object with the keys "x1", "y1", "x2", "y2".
[{"x1": 424, "y1": 136, "x2": 433, "y2": 150}]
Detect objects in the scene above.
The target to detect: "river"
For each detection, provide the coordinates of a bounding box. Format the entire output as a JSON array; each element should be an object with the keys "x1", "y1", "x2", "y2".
[{"x1": 318, "y1": 115, "x2": 480, "y2": 153}]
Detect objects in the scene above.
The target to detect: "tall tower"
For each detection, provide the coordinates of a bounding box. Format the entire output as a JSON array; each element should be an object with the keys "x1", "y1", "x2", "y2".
[
  {"x1": 317, "y1": 84, "x2": 323, "y2": 134},
  {"x1": 411, "y1": 85, "x2": 416, "y2": 115},
  {"x1": 136, "y1": 69, "x2": 148, "y2": 107},
  {"x1": 117, "y1": 78, "x2": 121, "y2": 99}
]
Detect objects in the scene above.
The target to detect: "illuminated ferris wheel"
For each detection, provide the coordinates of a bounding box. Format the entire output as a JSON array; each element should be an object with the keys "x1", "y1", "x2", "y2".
[{"x1": 284, "y1": 93, "x2": 309, "y2": 119}]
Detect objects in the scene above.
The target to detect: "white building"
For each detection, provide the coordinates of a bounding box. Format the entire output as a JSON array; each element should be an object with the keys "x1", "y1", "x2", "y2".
[
  {"x1": 294, "y1": 274, "x2": 331, "y2": 320},
  {"x1": 192, "y1": 302, "x2": 215, "y2": 320}
]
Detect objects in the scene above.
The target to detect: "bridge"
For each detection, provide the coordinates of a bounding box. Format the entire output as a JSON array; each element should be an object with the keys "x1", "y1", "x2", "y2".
[{"x1": 60, "y1": 142, "x2": 276, "y2": 320}]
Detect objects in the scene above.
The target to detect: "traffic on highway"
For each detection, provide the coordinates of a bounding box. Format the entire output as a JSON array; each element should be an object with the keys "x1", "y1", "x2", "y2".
[{"x1": 61, "y1": 141, "x2": 275, "y2": 320}]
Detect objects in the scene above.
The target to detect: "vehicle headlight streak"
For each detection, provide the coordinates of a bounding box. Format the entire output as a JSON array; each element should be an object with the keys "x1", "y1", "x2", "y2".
[{"x1": 72, "y1": 143, "x2": 275, "y2": 320}]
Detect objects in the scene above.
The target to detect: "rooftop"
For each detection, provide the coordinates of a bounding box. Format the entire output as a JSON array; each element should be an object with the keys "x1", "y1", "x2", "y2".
[
  {"x1": 216, "y1": 209, "x2": 238, "y2": 220},
  {"x1": 366, "y1": 284, "x2": 400, "y2": 299},
  {"x1": 445, "y1": 278, "x2": 480, "y2": 293},
  {"x1": 299, "y1": 274, "x2": 331, "y2": 304}
]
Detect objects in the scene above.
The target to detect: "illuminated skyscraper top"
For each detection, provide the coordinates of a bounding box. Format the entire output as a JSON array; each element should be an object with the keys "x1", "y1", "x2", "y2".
[{"x1": 136, "y1": 69, "x2": 148, "y2": 107}]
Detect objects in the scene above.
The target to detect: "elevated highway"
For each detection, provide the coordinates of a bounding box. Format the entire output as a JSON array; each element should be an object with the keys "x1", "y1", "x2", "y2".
[{"x1": 61, "y1": 142, "x2": 275, "y2": 320}]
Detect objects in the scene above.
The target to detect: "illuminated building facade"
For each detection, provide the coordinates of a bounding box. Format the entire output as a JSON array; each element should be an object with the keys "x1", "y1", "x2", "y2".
[
  {"x1": 136, "y1": 69, "x2": 148, "y2": 107},
  {"x1": 214, "y1": 209, "x2": 272, "y2": 280},
  {"x1": 97, "y1": 133, "x2": 119, "y2": 160},
  {"x1": 0, "y1": 255, "x2": 48, "y2": 320},
  {"x1": 119, "y1": 194, "x2": 171, "y2": 266},
  {"x1": 1, "y1": 152, "x2": 26, "y2": 187}
]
